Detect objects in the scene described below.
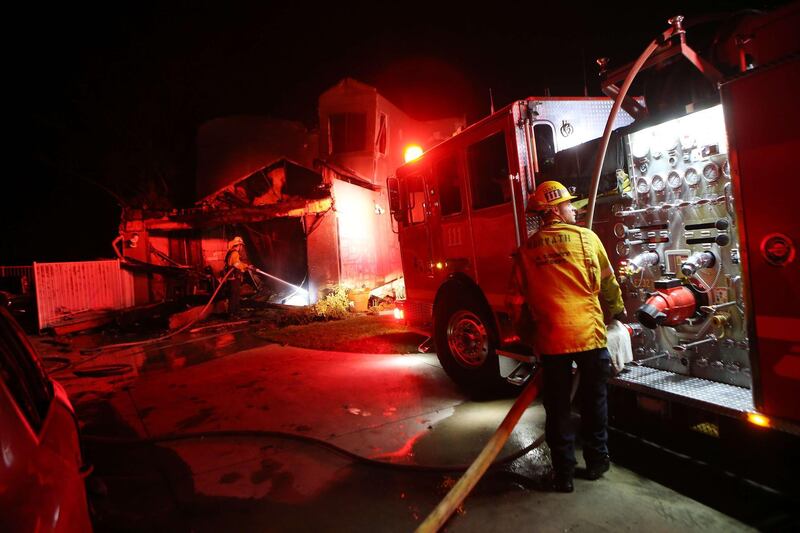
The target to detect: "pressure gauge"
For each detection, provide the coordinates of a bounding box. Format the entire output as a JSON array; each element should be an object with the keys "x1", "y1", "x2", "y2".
[
  {"x1": 703, "y1": 162, "x2": 721, "y2": 183},
  {"x1": 684, "y1": 167, "x2": 700, "y2": 187},
  {"x1": 668, "y1": 171, "x2": 683, "y2": 190},
  {"x1": 636, "y1": 177, "x2": 650, "y2": 195},
  {"x1": 722, "y1": 159, "x2": 730, "y2": 179},
  {"x1": 651, "y1": 174, "x2": 666, "y2": 193}
]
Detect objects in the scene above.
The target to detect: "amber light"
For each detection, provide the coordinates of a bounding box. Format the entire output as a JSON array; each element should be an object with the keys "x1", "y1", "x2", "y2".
[
  {"x1": 747, "y1": 413, "x2": 771, "y2": 428},
  {"x1": 393, "y1": 307, "x2": 404, "y2": 320},
  {"x1": 404, "y1": 145, "x2": 424, "y2": 163}
]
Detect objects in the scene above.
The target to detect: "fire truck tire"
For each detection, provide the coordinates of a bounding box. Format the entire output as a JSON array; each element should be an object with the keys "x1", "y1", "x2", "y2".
[{"x1": 434, "y1": 291, "x2": 513, "y2": 398}]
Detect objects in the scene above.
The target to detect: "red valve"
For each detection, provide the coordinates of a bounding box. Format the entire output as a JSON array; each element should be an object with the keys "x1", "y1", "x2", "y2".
[{"x1": 637, "y1": 284, "x2": 697, "y2": 329}]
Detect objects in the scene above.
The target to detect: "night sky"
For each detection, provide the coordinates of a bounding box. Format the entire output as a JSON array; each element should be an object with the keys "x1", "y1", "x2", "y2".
[{"x1": 4, "y1": 0, "x2": 787, "y2": 265}]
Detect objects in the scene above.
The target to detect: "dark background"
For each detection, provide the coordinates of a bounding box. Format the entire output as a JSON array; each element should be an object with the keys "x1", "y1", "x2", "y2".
[{"x1": 3, "y1": 0, "x2": 786, "y2": 264}]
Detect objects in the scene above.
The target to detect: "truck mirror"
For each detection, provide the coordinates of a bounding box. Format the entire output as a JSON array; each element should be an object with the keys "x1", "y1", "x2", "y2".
[{"x1": 387, "y1": 177, "x2": 403, "y2": 222}]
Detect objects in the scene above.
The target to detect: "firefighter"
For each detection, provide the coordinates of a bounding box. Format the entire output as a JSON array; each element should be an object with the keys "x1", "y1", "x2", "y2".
[
  {"x1": 224, "y1": 236, "x2": 252, "y2": 319},
  {"x1": 509, "y1": 180, "x2": 626, "y2": 492}
]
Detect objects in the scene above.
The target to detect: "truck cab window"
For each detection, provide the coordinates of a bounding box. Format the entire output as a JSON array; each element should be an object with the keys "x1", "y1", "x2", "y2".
[
  {"x1": 534, "y1": 123, "x2": 556, "y2": 171},
  {"x1": 467, "y1": 132, "x2": 510, "y2": 209},
  {"x1": 435, "y1": 156, "x2": 462, "y2": 216},
  {"x1": 406, "y1": 175, "x2": 426, "y2": 225}
]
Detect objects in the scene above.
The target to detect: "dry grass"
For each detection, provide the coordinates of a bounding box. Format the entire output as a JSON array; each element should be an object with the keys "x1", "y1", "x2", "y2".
[{"x1": 255, "y1": 313, "x2": 429, "y2": 354}]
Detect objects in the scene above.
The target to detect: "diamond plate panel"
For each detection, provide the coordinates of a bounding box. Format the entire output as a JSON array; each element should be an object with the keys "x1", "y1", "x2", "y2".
[
  {"x1": 525, "y1": 214, "x2": 539, "y2": 238},
  {"x1": 532, "y1": 98, "x2": 639, "y2": 151},
  {"x1": 611, "y1": 365, "x2": 754, "y2": 414}
]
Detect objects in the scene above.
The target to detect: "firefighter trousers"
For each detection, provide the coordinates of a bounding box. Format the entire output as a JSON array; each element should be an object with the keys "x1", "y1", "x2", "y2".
[{"x1": 542, "y1": 347, "x2": 613, "y2": 473}]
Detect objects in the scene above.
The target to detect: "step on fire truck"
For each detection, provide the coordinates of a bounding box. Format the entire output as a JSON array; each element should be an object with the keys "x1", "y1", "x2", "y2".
[{"x1": 388, "y1": 6, "x2": 799, "y2": 491}]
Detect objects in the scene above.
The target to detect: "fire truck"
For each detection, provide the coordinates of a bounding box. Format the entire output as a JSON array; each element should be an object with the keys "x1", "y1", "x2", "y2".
[{"x1": 388, "y1": 7, "x2": 799, "y2": 489}]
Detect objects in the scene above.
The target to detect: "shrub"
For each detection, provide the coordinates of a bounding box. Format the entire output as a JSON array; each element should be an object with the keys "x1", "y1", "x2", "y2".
[{"x1": 313, "y1": 285, "x2": 350, "y2": 320}]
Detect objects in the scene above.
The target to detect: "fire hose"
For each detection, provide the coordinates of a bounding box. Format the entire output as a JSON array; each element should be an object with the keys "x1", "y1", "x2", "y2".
[
  {"x1": 586, "y1": 19, "x2": 683, "y2": 230},
  {"x1": 416, "y1": 371, "x2": 543, "y2": 532},
  {"x1": 76, "y1": 268, "x2": 236, "y2": 356},
  {"x1": 77, "y1": 265, "x2": 306, "y2": 359},
  {"x1": 248, "y1": 266, "x2": 309, "y2": 301},
  {"x1": 418, "y1": 21, "x2": 681, "y2": 532},
  {"x1": 45, "y1": 269, "x2": 241, "y2": 378},
  {"x1": 58, "y1": 266, "x2": 308, "y2": 375}
]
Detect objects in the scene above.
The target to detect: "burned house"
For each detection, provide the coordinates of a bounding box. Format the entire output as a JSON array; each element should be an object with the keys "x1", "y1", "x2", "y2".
[{"x1": 119, "y1": 78, "x2": 464, "y2": 306}]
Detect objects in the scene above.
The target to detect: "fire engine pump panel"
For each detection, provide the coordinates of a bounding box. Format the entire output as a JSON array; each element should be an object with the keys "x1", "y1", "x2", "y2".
[{"x1": 613, "y1": 104, "x2": 748, "y2": 387}]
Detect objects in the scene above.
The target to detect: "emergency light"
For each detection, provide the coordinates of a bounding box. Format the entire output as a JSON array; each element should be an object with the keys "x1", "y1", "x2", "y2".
[{"x1": 404, "y1": 145, "x2": 423, "y2": 163}]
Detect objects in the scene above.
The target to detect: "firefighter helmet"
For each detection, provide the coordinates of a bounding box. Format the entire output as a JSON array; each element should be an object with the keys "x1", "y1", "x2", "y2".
[
  {"x1": 228, "y1": 236, "x2": 245, "y2": 249},
  {"x1": 531, "y1": 180, "x2": 577, "y2": 210}
]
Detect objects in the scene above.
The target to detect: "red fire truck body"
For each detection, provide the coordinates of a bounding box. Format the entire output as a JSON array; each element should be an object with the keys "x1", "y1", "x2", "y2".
[
  {"x1": 389, "y1": 8, "x2": 799, "y2": 490},
  {"x1": 390, "y1": 97, "x2": 636, "y2": 385},
  {"x1": 395, "y1": 98, "x2": 635, "y2": 324}
]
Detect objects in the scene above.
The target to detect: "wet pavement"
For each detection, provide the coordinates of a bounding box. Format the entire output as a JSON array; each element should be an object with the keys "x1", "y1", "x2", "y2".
[{"x1": 37, "y1": 323, "x2": 793, "y2": 532}]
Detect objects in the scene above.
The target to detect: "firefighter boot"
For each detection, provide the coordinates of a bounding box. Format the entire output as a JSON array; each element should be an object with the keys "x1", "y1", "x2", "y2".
[
  {"x1": 547, "y1": 467, "x2": 575, "y2": 493},
  {"x1": 582, "y1": 455, "x2": 610, "y2": 481}
]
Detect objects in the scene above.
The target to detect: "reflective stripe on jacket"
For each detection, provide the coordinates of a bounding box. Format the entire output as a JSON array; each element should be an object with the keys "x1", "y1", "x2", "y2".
[{"x1": 513, "y1": 222, "x2": 624, "y2": 355}]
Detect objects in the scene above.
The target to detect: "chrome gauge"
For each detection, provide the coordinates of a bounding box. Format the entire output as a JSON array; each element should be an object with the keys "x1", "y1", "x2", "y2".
[
  {"x1": 684, "y1": 167, "x2": 700, "y2": 187},
  {"x1": 668, "y1": 171, "x2": 683, "y2": 190},
  {"x1": 636, "y1": 177, "x2": 650, "y2": 195},
  {"x1": 703, "y1": 162, "x2": 721, "y2": 183},
  {"x1": 651, "y1": 174, "x2": 666, "y2": 192}
]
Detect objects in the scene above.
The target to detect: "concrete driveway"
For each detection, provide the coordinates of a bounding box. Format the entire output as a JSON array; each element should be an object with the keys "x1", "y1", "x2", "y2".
[{"x1": 43, "y1": 325, "x2": 769, "y2": 532}]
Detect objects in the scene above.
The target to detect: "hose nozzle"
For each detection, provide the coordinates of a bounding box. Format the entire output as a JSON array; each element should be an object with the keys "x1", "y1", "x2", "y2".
[
  {"x1": 668, "y1": 15, "x2": 685, "y2": 34},
  {"x1": 681, "y1": 251, "x2": 716, "y2": 277}
]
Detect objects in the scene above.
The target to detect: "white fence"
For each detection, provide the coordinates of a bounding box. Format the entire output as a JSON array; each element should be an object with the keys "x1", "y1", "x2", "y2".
[
  {"x1": 34, "y1": 260, "x2": 135, "y2": 331},
  {"x1": 0, "y1": 265, "x2": 34, "y2": 293},
  {"x1": 0, "y1": 265, "x2": 34, "y2": 279}
]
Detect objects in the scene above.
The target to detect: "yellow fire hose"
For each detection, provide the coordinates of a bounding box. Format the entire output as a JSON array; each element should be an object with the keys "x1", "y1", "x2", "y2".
[{"x1": 415, "y1": 371, "x2": 543, "y2": 532}]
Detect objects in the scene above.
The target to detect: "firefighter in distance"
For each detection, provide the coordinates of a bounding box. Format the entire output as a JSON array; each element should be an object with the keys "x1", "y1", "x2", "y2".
[
  {"x1": 224, "y1": 236, "x2": 252, "y2": 319},
  {"x1": 509, "y1": 180, "x2": 627, "y2": 492}
]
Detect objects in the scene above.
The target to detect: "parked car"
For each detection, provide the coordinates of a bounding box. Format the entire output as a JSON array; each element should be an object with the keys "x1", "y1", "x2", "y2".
[
  {"x1": 0, "y1": 289, "x2": 37, "y2": 334},
  {"x1": 0, "y1": 306, "x2": 93, "y2": 532}
]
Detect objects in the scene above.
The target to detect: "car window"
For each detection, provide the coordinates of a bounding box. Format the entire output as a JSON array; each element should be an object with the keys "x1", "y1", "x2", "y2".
[{"x1": 0, "y1": 311, "x2": 52, "y2": 433}]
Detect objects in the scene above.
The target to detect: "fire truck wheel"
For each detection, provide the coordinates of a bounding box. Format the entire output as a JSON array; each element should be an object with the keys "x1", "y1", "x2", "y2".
[{"x1": 434, "y1": 292, "x2": 512, "y2": 398}]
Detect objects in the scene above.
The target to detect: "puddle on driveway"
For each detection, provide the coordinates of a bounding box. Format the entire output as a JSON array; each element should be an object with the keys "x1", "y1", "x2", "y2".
[{"x1": 130, "y1": 328, "x2": 278, "y2": 374}]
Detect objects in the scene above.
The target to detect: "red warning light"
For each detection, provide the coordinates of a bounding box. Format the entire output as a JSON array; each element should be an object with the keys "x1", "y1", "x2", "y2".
[{"x1": 404, "y1": 145, "x2": 423, "y2": 163}]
